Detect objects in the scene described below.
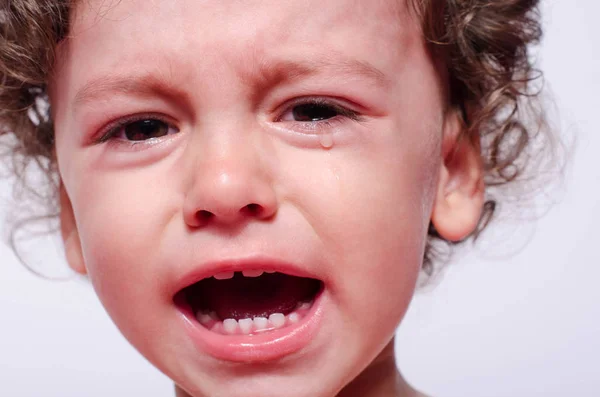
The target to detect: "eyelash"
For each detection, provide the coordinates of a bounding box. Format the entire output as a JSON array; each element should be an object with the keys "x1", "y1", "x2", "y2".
[{"x1": 95, "y1": 98, "x2": 362, "y2": 147}]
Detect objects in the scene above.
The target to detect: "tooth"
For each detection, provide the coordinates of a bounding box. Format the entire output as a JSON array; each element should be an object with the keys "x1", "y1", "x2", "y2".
[
  {"x1": 223, "y1": 318, "x2": 238, "y2": 334},
  {"x1": 196, "y1": 312, "x2": 213, "y2": 325},
  {"x1": 242, "y1": 269, "x2": 264, "y2": 277},
  {"x1": 269, "y1": 313, "x2": 286, "y2": 328},
  {"x1": 253, "y1": 317, "x2": 268, "y2": 330},
  {"x1": 209, "y1": 311, "x2": 218, "y2": 320},
  {"x1": 299, "y1": 302, "x2": 311, "y2": 311},
  {"x1": 265, "y1": 270, "x2": 276, "y2": 273},
  {"x1": 214, "y1": 271, "x2": 234, "y2": 280},
  {"x1": 238, "y1": 318, "x2": 253, "y2": 334},
  {"x1": 288, "y1": 312, "x2": 300, "y2": 324}
]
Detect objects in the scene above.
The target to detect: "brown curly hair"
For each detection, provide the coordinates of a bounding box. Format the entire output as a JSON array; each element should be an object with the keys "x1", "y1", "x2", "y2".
[{"x1": 0, "y1": 0, "x2": 553, "y2": 275}]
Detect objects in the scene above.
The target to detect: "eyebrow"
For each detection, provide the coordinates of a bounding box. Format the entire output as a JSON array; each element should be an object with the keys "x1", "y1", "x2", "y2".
[
  {"x1": 247, "y1": 57, "x2": 391, "y2": 92},
  {"x1": 73, "y1": 74, "x2": 190, "y2": 110},
  {"x1": 72, "y1": 57, "x2": 390, "y2": 109}
]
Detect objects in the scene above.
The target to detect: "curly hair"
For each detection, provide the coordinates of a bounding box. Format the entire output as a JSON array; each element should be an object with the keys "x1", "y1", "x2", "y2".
[{"x1": 0, "y1": 0, "x2": 552, "y2": 275}]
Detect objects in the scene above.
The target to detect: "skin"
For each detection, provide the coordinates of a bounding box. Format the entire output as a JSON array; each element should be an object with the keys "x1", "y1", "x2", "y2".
[{"x1": 51, "y1": 0, "x2": 484, "y2": 396}]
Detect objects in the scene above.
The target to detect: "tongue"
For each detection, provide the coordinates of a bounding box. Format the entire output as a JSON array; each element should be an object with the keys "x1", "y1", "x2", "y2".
[{"x1": 191, "y1": 273, "x2": 319, "y2": 320}]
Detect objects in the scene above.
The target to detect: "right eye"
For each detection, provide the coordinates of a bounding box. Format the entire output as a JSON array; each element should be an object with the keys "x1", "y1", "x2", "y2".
[{"x1": 101, "y1": 117, "x2": 179, "y2": 143}]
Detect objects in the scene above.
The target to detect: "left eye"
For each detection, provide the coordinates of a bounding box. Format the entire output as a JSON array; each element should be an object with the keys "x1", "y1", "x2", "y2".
[
  {"x1": 279, "y1": 99, "x2": 359, "y2": 123},
  {"x1": 289, "y1": 103, "x2": 340, "y2": 122}
]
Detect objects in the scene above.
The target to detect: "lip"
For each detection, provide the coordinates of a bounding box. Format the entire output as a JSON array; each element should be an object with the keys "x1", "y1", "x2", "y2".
[
  {"x1": 172, "y1": 255, "x2": 325, "y2": 294},
  {"x1": 172, "y1": 255, "x2": 327, "y2": 362}
]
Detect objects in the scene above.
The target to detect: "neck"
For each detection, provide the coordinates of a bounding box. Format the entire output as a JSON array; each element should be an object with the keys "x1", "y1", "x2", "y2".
[
  {"x1": 337, "y1": 340, "x2": 423, "y2": 397},
  {"x1": 175, "y1": 338, "x2": 424, "y2": 397}
]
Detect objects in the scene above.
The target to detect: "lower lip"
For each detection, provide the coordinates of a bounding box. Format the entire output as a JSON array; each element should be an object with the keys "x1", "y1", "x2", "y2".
[{"x1": 177, "y1": 290, "x2": 326, "y2": 363}]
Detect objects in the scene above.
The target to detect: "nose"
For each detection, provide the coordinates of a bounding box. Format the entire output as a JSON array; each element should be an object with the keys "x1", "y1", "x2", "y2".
[{"x1": 182, "y1": 136, "x2": 278, "y2": 228}]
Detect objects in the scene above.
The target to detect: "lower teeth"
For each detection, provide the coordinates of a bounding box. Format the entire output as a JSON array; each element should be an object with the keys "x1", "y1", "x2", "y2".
[{"x1": 195, "y1": 300, "x2": 314, "y2": 335}]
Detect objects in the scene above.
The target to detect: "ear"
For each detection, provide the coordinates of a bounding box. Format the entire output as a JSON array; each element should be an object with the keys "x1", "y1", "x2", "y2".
[
  {"x1": 431, "y1": 109, "x2": 485, "y2": 242},
  {"x1": 59, "y1": 183, "x2": 87, "y2": 275}
]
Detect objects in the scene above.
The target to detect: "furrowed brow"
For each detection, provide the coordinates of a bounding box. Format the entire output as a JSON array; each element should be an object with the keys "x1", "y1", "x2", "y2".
[
  {"x1": 73, "y1": 58, "x2": 389, "y2": 110},
  {"x1": 73, "y1": 74, "x2": 188, "y2": 111},
  {"x1": 247, "y1": 57, "x2": 391, "y2": 93}
]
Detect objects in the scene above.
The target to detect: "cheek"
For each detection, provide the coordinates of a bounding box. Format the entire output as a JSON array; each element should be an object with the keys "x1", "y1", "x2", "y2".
[
  {"x1": 72, "y1": 168, "x2": 179, "y2": 315},
  {"x1": 280, "y1": 120, "x2": 441, "y2": 328}
]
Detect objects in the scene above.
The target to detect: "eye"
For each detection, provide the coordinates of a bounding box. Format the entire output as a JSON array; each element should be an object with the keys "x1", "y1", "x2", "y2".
[
  {"x1": 121, "y1": 119, "x2": 172, "y2": 141},
  {"x1": 99, "y1": 117, "x2": 179, "y2": 143},
  {"x1": 278, "y1": 98, "x2": 360, "y2": 124},
  {"x1": 288, "y1": 103, "x2": 339, "y2": 122}
]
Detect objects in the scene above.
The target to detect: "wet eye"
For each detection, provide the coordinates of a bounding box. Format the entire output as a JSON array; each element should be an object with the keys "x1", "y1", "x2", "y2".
[
  {"x1": 122, "y1": 119, "x2": 171, "y2": 141},
  {"x1": 279, "y1": 99, "x2": 359, "y2": 124},
  {"x1": 291, "y1": 103, "x2": 340, "y2": 122}
]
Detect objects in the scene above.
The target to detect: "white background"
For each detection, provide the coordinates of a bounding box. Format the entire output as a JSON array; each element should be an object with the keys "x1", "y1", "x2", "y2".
[{"x1": 1, "y1": 1, "x2": 598, "y2": 396}]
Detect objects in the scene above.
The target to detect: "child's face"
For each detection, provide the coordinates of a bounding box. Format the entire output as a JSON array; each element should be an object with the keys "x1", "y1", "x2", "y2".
[{"x1": 51, "y1": 0, "x2": 481, "y2": 395}]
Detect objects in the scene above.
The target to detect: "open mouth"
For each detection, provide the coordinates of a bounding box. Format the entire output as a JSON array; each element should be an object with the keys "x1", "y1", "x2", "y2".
[{"x1": 174, "y1": 270, "x2": 323, "y2": 336}]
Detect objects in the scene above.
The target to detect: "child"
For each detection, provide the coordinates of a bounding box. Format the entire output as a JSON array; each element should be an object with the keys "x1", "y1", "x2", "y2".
[{"x1": 0, "y1": 0, "x2": 551, "y2": 396}]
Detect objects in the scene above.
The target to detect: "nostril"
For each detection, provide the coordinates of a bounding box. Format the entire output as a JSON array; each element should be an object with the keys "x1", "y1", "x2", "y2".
[
  {"x1": 242, "y1": 204, "x2": 263, "y2": 216},
  {"x1": 190, "y1": 204, "x2": 272, "y2": 227},
  {"x1": 196, "y1": 210, "x2": 214, "y2": 223},
  {"x1": 243, "y1": 203, "x2": 262, "y2": 216}
]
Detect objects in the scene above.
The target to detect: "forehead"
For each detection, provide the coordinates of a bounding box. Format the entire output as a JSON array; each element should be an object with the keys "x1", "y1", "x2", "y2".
[
  {"x1": 52, "y1": 0, "x2": 426, "y2": 118},
  {"x1": 70, "y1": 0, "x2": 409, "y2": 43},
  {"x1": 64, "y1": 0, "x2": 416, "y2": 70}
]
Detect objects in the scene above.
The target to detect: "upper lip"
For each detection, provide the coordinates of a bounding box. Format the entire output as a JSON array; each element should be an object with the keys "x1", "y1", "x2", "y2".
[{"x1": 172, "y1": 254, "x2": 324, "y2": 295}]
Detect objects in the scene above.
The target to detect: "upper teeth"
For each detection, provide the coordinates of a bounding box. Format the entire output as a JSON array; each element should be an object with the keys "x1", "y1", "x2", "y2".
[
  {"x1": 213, "y1": 271, "x2": 234, "y2": 280},
  {"x1": 242, "y1": 269, "x2": 264, "y2": 277},
  {"x1": 212, "y1": 270, "x2": 268, "y2": 280}
]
